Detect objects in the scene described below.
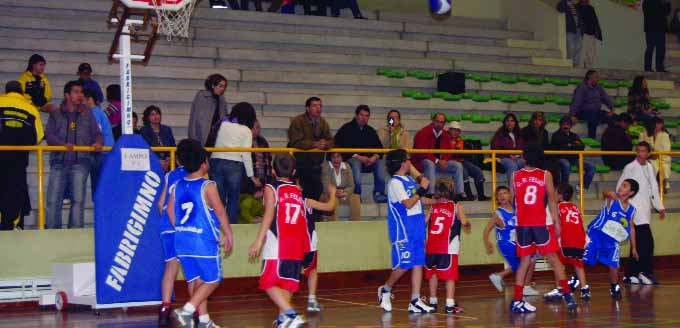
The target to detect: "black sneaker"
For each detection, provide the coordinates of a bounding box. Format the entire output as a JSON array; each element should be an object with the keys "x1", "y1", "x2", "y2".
[
  {"x1": 445, "y1": 304, "x2": 464, "y2": 314},
  {"x1": 610, "y1": 284, "x2": 622, "y2": 299},
  {"x1": 580, "y1": 285, "x2": 591, "y2": 300},
  {"x1": 158, "y1": 306, "x2": 171, "y2": 326},
  {"x1": 568, "y1": 275, "x2": 580, "y2": 291}
]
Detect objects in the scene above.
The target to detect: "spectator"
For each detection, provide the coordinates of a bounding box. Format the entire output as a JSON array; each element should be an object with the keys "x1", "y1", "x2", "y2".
[
  {"x1": 77, "y1": 63, "x2": 103, "y2": 104},
  {"x1": 249, "y1": 119, "x2": 273, "y2": 190},
  {"x1": 639, "y1": 117, "x2": 671, "y2": 191},
  {"x1": 520, "y1": 111, "x2": 549, "y2": 148},
  {"x1": 239, "y1": 0, "x2": 262, "y2": 10},
  {"x1": 302, "y1": 0, "x2": 327, "y2": 15},
  {"x1": 412, "y1": 113, "x2": 465, "y2": 200},
  {"x1": 0, "y1": 81, "x2": 44, "y2": 230},
  {"x1": 643, "y1": 0, "x2": 671, "y2": 72},
  {"x1": 287, "y1": 96, "x2": 333, "y2": 219},
  {"x1": 331, "y1": 0, "x2": 366, "y2": 18},
  {"x1": 140, "y1": 105, "x2": 176, "y2": 172},
  {"x1": 334, "y1": 105, "x2": 387, "y2": 203},
  {"x1": 45, "y1": 81, "x2": 103, "y2": 229},
  {"x1": 550, "y1": 115, "x2": 595, "y2": 190},
  {"x1": 18, "y1": 54, "x2": 51, "y2": 110},
  {"x1": 83, "y1": 88, "x2": 114, "y2": 198},
  {"x1": 210, "y1": 102, "x2": 258, "y2": 224},
  {"x1": 557, "y1": 0, "x2": 582, "y2": 67},
  {"x1": 188, "y1": 74, "x2": 228, "y2": 147},
  {"x1": 627, "y1": 76, "x2": 657, "y2": 123},
  {"x1": 491, "y1": 113, "x2": 525, "y2": 183},
  {"x1": 104, "y1": 84, "x2": 122, "y2": 140},
  {"x1": 237, "y1": 189, "x2": 264, "y2": 224},
  {"x1": 377, "y1": 110, "x2": 412, "y2": 149},
  {"x1": 601, "y1": 113, "x2": 635, "y2": 170},
  {"x1": 321, "y1": 152, "x2": 361, "y2": 221},
  {"x1": 448, "y1": 121, "x2": 489, "y2": 201},
  {"x1": 671, "y1": 8, "x2": 680, "y2": 43},
  {"x1": 569, "y1": 70, "x2": 615, "y2": 139},
  {"x1": 132, "y1": 112, "x2": 141, "y2": 134},
  {"x1": 576, "y1": 0, "x2": 602, "y2": 68}
]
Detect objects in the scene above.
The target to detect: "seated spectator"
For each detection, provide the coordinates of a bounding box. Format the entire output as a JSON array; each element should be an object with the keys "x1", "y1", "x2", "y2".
[
  {"x1": 601, "y1": 113, "x2": 635, "y2": 170},
  {"x1": 18, "y1": 54, "x2": 52, "y2": 111},
  {"x1": 331, "y1": 0, "x2": 366, "y2": 18},
  {"x1": 448, "y1": 121, "x2": 488, "y2": 201},
  {"x1": 250, "y1": 119, "x2": 273, "y2": 187},
  {"x1": 210, "y1": 102, "x2": 258, "y2": 224},
  {"x1": 639, "y1": 117, "x2": 671, "y2": 191},
  {"x1": 239, "y1": 0, "x2": 263, "y2": 10},
  {"x1": 412, "y1": 113, "x2": 465, "y2": 200},
  {"x1": 237, "y1": 188, "x2": 264, "y2": 224},
  {"x1": 627, "y1": 76, "x2": 657, "y2": 123},
  {"x1": 334, "y1": 105, "x2": 387, "y2": 203},
  {"x1": 569, "y1": 70, "x2": 615, "y2": 139},
  {"x1": 377, "y1": 110, "x2": 412, "y2": 149},
  {"x1": 521, "y1": 111, "x2": 549, "y2": 148},
  {"x1": 321, "y1": 152, "x2": 361, "y2": 221},
  {"x1": 140, "y1": 105, "x2": 176, "y2": 172},
  {"x1": 77, "y1": 63, "x2": 103, "y2": 104},
  {"x1": 83, "y1": 88, "x2": 114, "y2": 198},
  {"x1": 189, "y1": 74, "x2": 229, "y2": 147},
  {"x1": 0, "y1": 81, "x2": 44, "y2": 230},
  {"x1": 551, "y1": 115, "x2": 595, "y2": 190},
  {"x1": 132, "y1": 112, "x2": 141, "y2": 134},
  {"x1": 491, "y1": 113, "x2": 525, "y2": 183},
  {"x1": 105, "y1": 84, "x2": 122, "y2": 140}
]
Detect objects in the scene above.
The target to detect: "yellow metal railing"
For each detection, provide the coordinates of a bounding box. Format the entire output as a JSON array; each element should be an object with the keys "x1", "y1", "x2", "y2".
[{"x1": 0, "y1": 145, "x2": 673, "y2": 229}]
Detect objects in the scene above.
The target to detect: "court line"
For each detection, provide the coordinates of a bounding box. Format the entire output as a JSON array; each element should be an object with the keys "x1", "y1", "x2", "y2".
[{"x1": 314, "y1": 296, "x2": 480, "y2": 321}]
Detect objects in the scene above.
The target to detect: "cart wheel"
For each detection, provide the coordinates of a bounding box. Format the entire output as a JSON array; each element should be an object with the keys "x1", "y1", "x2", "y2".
[{"x1": 55, "y1": 291, "x2": 68, "y2": 311}]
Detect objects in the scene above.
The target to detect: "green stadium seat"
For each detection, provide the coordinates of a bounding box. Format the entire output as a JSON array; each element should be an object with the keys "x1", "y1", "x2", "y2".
[
  {"x1": 376, "y1": 68, "x2": 391, "y2": 76},
  {"x1": 527, "y1": 77, "x2": 543, "y2": 85},
  {"x1": 443, "y1": 94, "x2": 463, "y2": 101},
  {"x1": 412, "y1": 91, "x2": 432, "y2": 100},
  {"x1": 627, "y1": 125, "x2": 645, "y2": 137},
  {"x1": 386, "y1": 71, "x2": 406, "y2": 78},
  {"x1": 600, "y1": 80, "x2": 618, "y2": 89},
  {"x1": 402, "y1": 90, "x2": 419, "y2": 97},
  {"x1": 571, "y1": 166, "x2": 578, "y2": 173},
  {"x1": 462, "y1": 92, "x2": 476, "y2": 99},
  {"x1": 433, "y1": 91, "x2": 450, "y2": 98},
  {"x1": 569, "y1": 78, "x2": 580, "y2": 85},
  {"x1": 490, "y1": 113, "x2": 505, "y2": 121},
  {"x1": 581, "y1": 137, "x2": 601, "y2": 148},
  {"x1": 519, "y1": 114, "x2": 531, "y2": 122},
  {"x1": 501, "y1": 95, "x2": 519, "y2": 103},
  {"x1": 481, "y1": 139, "x2": 490, "y2": 146},
  {"x1": 416, "y1": 72, "x2": 435, "y2": 80},
  {"x1": 614, "y1": 99, "x2": 628, "y2": 108},
  {"x1": 407, "y1": 70, "x2": 424, "y2": 77},
  {"x1": 672, "y1": 142, "x2": 680, "y2": 150},
  {"x1": 472, "y1": 94, "x2": 491, "y2": 102},
  {"x1": 527, "y1": 96, "x2": 545, "y2": 104},
  {"x1": 551, "y1": 78, "x2": 569, "y2": 86},
  {"x1": 472, "y1": 115, "x2": 491, "y2": 123},
  {"x1": 462, "y1": 113, "x2": 473, "y2": 121},
  {"x1": 672, "y1": 162, "x2": 680, "y2": 173},
  {"x1": 446, "y1": 114, "x2": 462, "y2": 122},
  {"x1": 595, "y1": 164, "x2": 611, "y2": 173}
]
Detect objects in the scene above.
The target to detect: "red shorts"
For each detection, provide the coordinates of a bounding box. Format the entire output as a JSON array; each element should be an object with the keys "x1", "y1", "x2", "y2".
[
  {"x1": 559, "y1": 247, "x2": 585, "y2": 268},
  {"x1": 258, "y1": 259, "x2": 301, "y2": 292},
  {"x1": 516, "y1": 226, "x2": 560, "y2": 257},
  {"x1": 424, "y1": 254, "x2": 459, "y2": 281},
  {"x1": 302, "y1": 251, "x2": 317, "y2": 277}
]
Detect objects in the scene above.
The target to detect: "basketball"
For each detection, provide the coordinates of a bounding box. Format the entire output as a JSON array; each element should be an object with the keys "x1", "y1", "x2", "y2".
[{"x1": 429, "y1": 0, "x2": 452, "y2": 15}]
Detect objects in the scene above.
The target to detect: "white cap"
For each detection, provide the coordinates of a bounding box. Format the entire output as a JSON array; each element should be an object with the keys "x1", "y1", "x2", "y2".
[{"x1": 447, "y1": 121, "x2": 462, "y2": 130}]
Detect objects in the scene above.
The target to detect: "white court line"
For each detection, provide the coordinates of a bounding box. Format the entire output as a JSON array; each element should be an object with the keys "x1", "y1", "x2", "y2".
[{"x1": 314, "y1": 296, "x2": 480, "y2": 321}]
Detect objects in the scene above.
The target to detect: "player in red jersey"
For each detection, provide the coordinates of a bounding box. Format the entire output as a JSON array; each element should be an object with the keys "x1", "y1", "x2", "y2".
[
  {"x1": 510, "y1": 144, "x2": 576, "y2": 313},
  {"x1": 425, "y1": 178, "x2": 471, "y2": 314},
  {"x1": 248, "y1": 154, "x2": 336, "y2": 328}
]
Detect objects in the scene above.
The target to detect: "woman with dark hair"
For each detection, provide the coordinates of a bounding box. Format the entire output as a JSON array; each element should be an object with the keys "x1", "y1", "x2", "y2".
[
  {"x1": 639, "y1": 117, "x2": 671, "y2": 191},
  {"x1": 520, "y1": 111, "x2": 549, "y2": 148},
  {"x1": 491, "y1": 113, "x2": 525, "y2": 183},
  {"x1": 18, "y1": 53, "x2": 52, "y2": 110},
  {"x1": 140, "y1": 105, "x2": 176, "y2": 172},
  {"x1": 627, "y1": 76, "x2": 656, "y2": 122},
  {"x1": 188, "y1": 74, "x2": 229, "y2": 146},
  {"x1": 210, "y1": 102, "x2": 258, "y2": 224},
  {"x1": 377, "y1": 110, "x2": 412, "y2": 149}
]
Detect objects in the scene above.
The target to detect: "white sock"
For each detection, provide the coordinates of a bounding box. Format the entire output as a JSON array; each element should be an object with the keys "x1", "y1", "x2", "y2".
[
  {"x1": 308, "y1": 295, "x2": 316, "y2": 301},
  {"x1": 182, "y1": 302, "x2": 195, "y2": 315},
  {"x1": 411, "y1": 294, "x2": 420, "y2": 302},
  {"x1": 198, "y1": 314, "x2": 210, "y2": 323},
  {"x1": 429, "y1": 297, "x2": 437, "y2": 305},
  {"x1": 446, "y1": 298, "x2": 455, "y2": 307}
]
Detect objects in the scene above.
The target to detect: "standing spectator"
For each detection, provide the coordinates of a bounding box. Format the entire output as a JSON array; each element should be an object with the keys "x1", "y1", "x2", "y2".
[
  {"x1": 576, "y1": 0, "x2": 602, "y2": 68},
  {"x1": 249, "y1": 119, "x2": 273, "y2": 189},
  {"x1": 551, "y1": 116, "x2": 595, "y2": 190},
  {"x1": 448, "y1": 121, "x2": 489, "y2": 201},
  {"x1": 627, "y1": 76, "x2": 657, "y2": 123},
  {"x1": 601, "y1": 113, "x2": 635, "y2": 170},
  {"x1": 377, "y1": 110, "x2": 412, "y2": 150},
  {"x1": 569, "y1": 70, "x2": 615, "y2": 139},
  {"x1": 671, "y1": 8, "x2": 680, "y2": 43},
  {"x1": 643, "y1": 0, "x2": 671, "y2": 72},
  {"x1": 140, "y1": 105, "x2": 176, "y2": 172},
  {"x1": 302, "y1": 0, "x2": 327, "y2": 15},
  {"x1": 0, "y1": 81, "x2": 44, "y2": 230},
  {"x1": 18, "y1": 54, "x2": 51, "y2": 111},
  {"x1": 83, "y1": 88, "x2": 114, "y2": 198},
  {"x1": 557, "y1": 0, "x2": 582, "y2": 67},
  {"x1": 210, "y1": 102, "x2": 258, "y2": 224},
  {"x1": 412, "y1": 113, "x2": 465, "y2": 200},
  {"x1": 77, "y1": 63, "x2": 103, "y2": 104},
  {"x1": 287, "y1": 96, "x2": 334, "y2": 218},
  {"x1": 520, "y1": 111, "x2": 549, "y2": 148},
  {"x1": 639, "y1": 117, "x2": 671, "y2": 191},
  {"x1": 45, "y1": 81, "x2": 103, "y2": 229},
  {"x1": 331, "y1": 0, "x2": 366, "y2": 18},
  {"x1": 188, "y1": 74, "x2": 228, "y2": 147},
  {"x1": 619, "y1": 142, "x2": 665, "y2": 285},
  {"x1": 321, "y1": 152, "x2": 361, "y2": 221},
  {"x1": 104, "y1": 84, "x2": 122, "y2": 140},
  {"x1": 334, "y1": 105, "x2": 387, "y2": 203},
  {"x1": 491, "y1": 113, "x2": 525, "y2": 184}
]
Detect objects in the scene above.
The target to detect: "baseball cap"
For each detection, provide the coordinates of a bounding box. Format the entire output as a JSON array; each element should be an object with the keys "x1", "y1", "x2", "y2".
[
  {"x1": 447, "y1": 121, "x2": 462, "y2": 130},
  {"x1": 78, "y1": 63, "x2": 93, "y2": 73}
]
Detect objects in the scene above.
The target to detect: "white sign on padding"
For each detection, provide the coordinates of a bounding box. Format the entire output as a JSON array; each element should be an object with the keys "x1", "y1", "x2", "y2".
[{"x1": 121, "y1": 148, "x2": 150, "y2": 171}]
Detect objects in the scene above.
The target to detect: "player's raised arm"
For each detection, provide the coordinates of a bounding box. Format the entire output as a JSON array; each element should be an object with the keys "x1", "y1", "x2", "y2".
[
  {"x1": 249, "y1": 185, "x2": 276, "y2": 258},
  {"x1": 306, "y1": 183, "x2": 337, "y2": 212},
  {"x1": 205, "y1": 182, "x2": 233, "y2": 252},
  {"x1": 483, "y1": 213, "x2": 502, "y2": 255}
]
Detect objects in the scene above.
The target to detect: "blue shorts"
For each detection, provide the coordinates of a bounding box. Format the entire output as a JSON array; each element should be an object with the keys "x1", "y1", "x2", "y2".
[
  {"x1": 178, "y1": 255, "x2": 222, "y2": 283},
  {"x1": 498, "y1": 240, "x2": 520, "y2": 272},
  {"x1": 392, "y1": 239, "x2": 425, "y2": 270},
  {"x1": 583, "y1": 235, "x2": 620, "y2": 268},
  {"x1": 161, "y1": 232, "x2": 177, "y2": 262}
]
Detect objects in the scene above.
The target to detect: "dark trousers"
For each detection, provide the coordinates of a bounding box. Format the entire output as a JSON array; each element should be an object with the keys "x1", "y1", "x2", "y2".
[
  {"x1": 301, "y1": 0, "x2": 327, "y2": 15},
  {"x1": 0, "y1": 163, "x2": 29, "y2": 230},
  {"x1": 577, "y1": 110, "x2": 601, "y2": 139},
  {"x1": 644, "y1": 31, "x2": 666, "y2": 71},
  {"x1": 239, "y1": 0, "x2": 263, "y2": 10},
  {"x1": 297, "y1": 165, "x2": 323, "y2": 221},
  {"x1": 90, "y1": 152, "x2": 107, "y2": 201},
  {"x1": 626, "y1": 224, "x2": 655, "y2": 277},
  {"x1": 331, "y1": 0, "x2": 362, "y2": 17}
]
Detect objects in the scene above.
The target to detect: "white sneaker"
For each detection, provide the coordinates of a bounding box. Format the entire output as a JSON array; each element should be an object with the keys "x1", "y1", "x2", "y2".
[
  {"x1": 307, "y1": 298, "x2": 321, "y2": 312},
  {"x1": 629, "y1": 276, "x2": 641, "y2": 284},
  {"x1": 510, "y1": 299, "x2": 537, "y2": 313},
  {"x1": 523, "y1": 285, "x2": 540, "y2": 296},
  {"x1": 408, "y1": 298, "x2": 435, "y2": 314},
  {"x1": 280, "y1": 314, "x2": 305, "y2": 328},
  {"x1": 197, "y1": 320, "x2": 220, "y2": 328},
  {"x1": 638, "y1": 273, "x2": 655, "y2": 285},
  {"x1": 378, "y1": 286, "x2": 393, "y2": 312},
  {"x1": 489, "y1": 273, "x2": 504, "y2": 292}
]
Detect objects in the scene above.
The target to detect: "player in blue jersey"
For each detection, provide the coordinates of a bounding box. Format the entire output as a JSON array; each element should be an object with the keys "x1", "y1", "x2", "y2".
[
  {"x1": 167, "y1": 139, "x2": 234, "y2": 328},
  {"x1": 377, "y1": 149, "x2": 436, "y2": 314},
  {"x1": 482, "y1": 186, "x2": 538, "y2": 295},
  {"x1": 584, "y1": 179, "x2": 639, "y2": 299}
]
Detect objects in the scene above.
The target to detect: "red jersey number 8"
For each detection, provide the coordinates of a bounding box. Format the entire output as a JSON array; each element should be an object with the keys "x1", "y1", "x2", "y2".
[{"x1": 523, "y1": 185, "x2": 537, "y2": 205}]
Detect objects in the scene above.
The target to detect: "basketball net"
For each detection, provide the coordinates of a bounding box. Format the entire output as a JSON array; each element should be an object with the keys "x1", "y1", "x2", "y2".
[{"x1": 151, "y1": 0, "x2": 197, "y2": 40}]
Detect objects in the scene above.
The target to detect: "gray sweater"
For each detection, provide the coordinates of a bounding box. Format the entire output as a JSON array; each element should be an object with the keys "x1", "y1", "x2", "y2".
[{"x1": 187, "y1": 90, "x2": 228, "y2": 146}]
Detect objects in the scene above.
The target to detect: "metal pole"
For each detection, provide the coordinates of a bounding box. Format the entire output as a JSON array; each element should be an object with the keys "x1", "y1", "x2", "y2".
[
  {"x1": 579, "y1": 153, "x2": 584, "y2": 211},
  {"x1": 119, "y1": 21, "x2": 133, "y2": 135},
  {"x1": 37, "y1": 150, "x2": 45, "y2": 229},
  {"x1": 170, "y1": 149, "x2": 176, "y2": 171},
  {"x1": 659, "y1": 156, "x2": 664, "y2": 205},
  {"x1": 491, "y1": 152, "x2": 497, "y2": 210}
]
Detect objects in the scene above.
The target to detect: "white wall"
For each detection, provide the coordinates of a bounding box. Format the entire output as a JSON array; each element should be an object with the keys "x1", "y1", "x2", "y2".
[{"x1": 504, "y1": 0, "x2": 567, "y2": 58}]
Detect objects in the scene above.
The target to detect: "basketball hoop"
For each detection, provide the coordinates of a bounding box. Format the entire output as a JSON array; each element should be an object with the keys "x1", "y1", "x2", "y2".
[{"x1": 120, "y1": 0, "x2": 197, "y2": 40}]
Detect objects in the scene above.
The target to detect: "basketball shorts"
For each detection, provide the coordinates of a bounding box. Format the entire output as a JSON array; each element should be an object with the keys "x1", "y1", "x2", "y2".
[
  {"x1": 559, "y1": 247, "x2": 585, "y2": 268},
  {"x1": 259, "y1": 259, "x2": 302, "y2": 292},
  {"x1": 516, "y1": 226, "x2": 560, "y2": 257},
  {"x1": 424, "y1": 254, "x2": 459, "y2": 281},
  {"x1": 178, "y1": 255, "x2": 222, "y2": 284},
  {"x1": 583, "y1": 235, "x2": 620, "y2": 268},
  {"x1": 161, "y1": 232, "x2": 177, "y2": 262},
  {"x1": 392, "y1": 239, "x2": 425, "y2": 270},
  {"x1": 497, "y1": 240, "x2": 520, "y2": 272},
  {"x1": 302, "y1": 251, "x2": 318, "y2": 277}
]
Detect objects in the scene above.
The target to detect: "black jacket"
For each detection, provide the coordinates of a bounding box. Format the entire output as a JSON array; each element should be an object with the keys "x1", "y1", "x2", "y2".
[
  {"x1": 601, "y1": 125, "x2": 635, "y2": 170},
  {"x1": 643, "y1": 0, "x2": 671, "y2": 32},
  {"x1": 520, "y1": 126, "x2": 549, "y2": 148},
  {"x1": 578, "y1": 3, "x2": 603, "y2": 40},
  {"x1": 550, "y1": 129, "x2": 585, "y2": 164},
  {"x1": 556, "y1": 0, "x2": 580, "y2": 34},
  {"x1": 333, "y1": 119, "x2": 383, "y2": 161}
]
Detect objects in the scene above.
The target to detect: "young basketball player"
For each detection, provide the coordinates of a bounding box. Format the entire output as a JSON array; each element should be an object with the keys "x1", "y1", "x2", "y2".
[
  {"x1": 378, "y1": 149, "x2": 435, "y2": 314},
  {"x1": 248, "y1": 154, "x2": 336, "y2": 328},
  {"x1": 583, "y1": 180, "x2": 639, "y2": 299},
  {"x1": 544, "y1": 183, "x2": 590, "y2": 301},
  {"x1": 167, "y1": 139, "x2": 234, "y2": 328},
  {"x1": 483, "y1": 186, "x2": 539, "y2": 296},
  {"x1": 425, "y1": 178, "x2": 470, "y2": 314},
  {"x1": 510, "y1": 144, "x2": 576, "y2": 313}
]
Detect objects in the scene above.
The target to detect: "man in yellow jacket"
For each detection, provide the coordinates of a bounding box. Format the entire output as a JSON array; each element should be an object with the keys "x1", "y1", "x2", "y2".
[
  {"x1": 0, "y1": 81, "x2": 44, "y2": 230},
  {"x1": 18, "y1": 54, "x2": 52, "y2": 111}
]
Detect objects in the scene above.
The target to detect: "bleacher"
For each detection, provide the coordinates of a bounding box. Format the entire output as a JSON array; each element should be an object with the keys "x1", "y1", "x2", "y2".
[{"x1": 2, "y1": 0, "x2": 680, "y2": 225}]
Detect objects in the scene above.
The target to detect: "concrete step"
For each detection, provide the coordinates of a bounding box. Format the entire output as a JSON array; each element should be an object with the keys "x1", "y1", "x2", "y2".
[{"x1": 376, "y1": 12, "x2": 507, "y2": 30}]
